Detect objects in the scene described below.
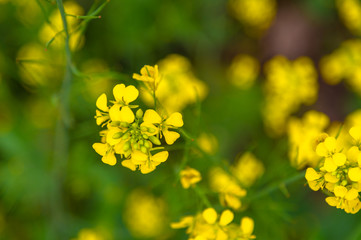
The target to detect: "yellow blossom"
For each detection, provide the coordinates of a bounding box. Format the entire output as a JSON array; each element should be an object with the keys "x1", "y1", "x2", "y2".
[
  {"x1": 180, "y1": 167, "x2": 202, "y2": 189},
  {"x1": 133, "y1": 65, "x2": 160, "y2": 91}
]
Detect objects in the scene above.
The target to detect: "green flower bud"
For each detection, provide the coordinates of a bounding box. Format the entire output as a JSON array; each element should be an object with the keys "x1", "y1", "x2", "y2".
[
  {"x1": 140, "y1": 126, "x2": 148, "y2": 132},
  {"x1": 110, "y1": 121, "x2": 120, "y2": 127},
  {"x1": 341, "y1": 180, "x2": 348, "y2": 186},
  {"x1": 148, "y1": 128, "x2": 156, "y2": 133},
  {"x1": 133, "y1": 143, "x2": 140, "y2": 150},
  {"x1": 112, "y1": 132, "x2": 123, "y2": 139},
  {"x1": 149, "y1": 136, "x2": 161, "y2": 145},
  {"x1": 130, "y1": 138, "x2": 136, "y2": 144},
  {"x1": 144, "y1": 140, "x2": 151, "y2": 148},
  {"x1": 142, "y1": 134, "x2": 149, "y2": 139},
  {"x1": 140, "y1": 146, "x2": 148, "y2": 154},
  {"x1": 122, "y1": 133, "x2": 130, "y2": 140},
  {"x1": 138, "y1": 139, "x2": 144, "y2": 146},
  {"x1": 120, "y1": 122, "x2": 129, "y2": 128},
  {"x1": 336, "y1": 174, "x2": 341, "y2": 179},
  {"x1": 136, "y1": 109, "x2": 144, "y2": 119},
  {"x1": 123, "y1": 141, "x2": 131, "y2": 152}
]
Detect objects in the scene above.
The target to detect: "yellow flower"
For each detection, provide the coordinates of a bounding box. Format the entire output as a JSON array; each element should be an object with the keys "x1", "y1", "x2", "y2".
[
  {"x1": 305, "y1": 167, "x2": 324, "y2": 191},
  {"x1": 180, "y1": 167, "x2": 202, "y2": 189},
  {"x1": 228, "y1": 54, "x2": 259, "y2": 89},
  {"x1": 325, "y1": 186, "x2": 359, "y2": 209},
  {"x1": 316, "y1": 137, "x2": 346, "y2": 172},
  {"x1": 143, "y1": 109, "x2": 183, "y2": 145},
  {"x1": 231, "y1": 152, "x2": 264, "y2": 187},
  {"x1": 92, "y1": 142, "x2": 117, "y2": 166},
  {"x1": 109, "y1": 84, "x2": 139, "y2": 123},
  {"x1": 124, "y1": 150, "x2": 169, "y2": 174},
  {"x1": 95, "y1": 93, "x2": 110, "y2": 126},
  {"x1": 132, "y1": 65, "x2": 160, "y2": 91}
]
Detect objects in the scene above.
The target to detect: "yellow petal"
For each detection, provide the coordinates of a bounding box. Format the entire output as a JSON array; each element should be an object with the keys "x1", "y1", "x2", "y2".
[
  {"x1": 119, "y1": 106, "x2": 135, "y2": 123},
  {"x1": 308, "y1": 181, "x2": 321, "y2": 191},
  {"x1": 349, "y1": 167, "x2": 361, "y2": 182},
  {"x1": 106, "y1": 129, "x2": 122, "y2": 145},
  {"x1": 345, "y1": 188, "x2": 359, "y2": 200},
  {"x1": 170, "y1": 216, "x2": 194, "y2": 229},
  {"x1": 324, "y1": 137, "x2": 336, "y2": 151},
  {"x1": 347, "y1": 146, "x2": 360, "y2": 163},
  {"x1": 219, "y1": 210, "x2": 234, "y2": 226},
  {"x1": 216, "y1": 229, "x2": 228, "y2": 240},
  {"x1": 324, "y1": 158, "x2": 337, "y2": 172},
  {"x1": 165, "y1": 112, "x2": 184, "y2": 127},
  {"x1": 240, "y1": 217, "x2": 254, "y2": 235},
  {"x1": 102, "y1": 152, "x2": 116, "y2": 166},
  {"x1": 96, "y1": 93, "x2": 109, "y2": 112},
  {"x1": 131, "y1": 151, "x2": 148, "y2": 165},
  {"x1": 109, "y1": 105, "x2": 122, "y2": 122},
  {"x1": 334, "y1": 185, "x2": 347, "y2": 198},
  {"x1": 151, "y1": 151, "x2": 169, "y2": 163},
  {"x1": 140, "y1": 163, "x2": 156, "y2": 174},
  {"x1": 113, "y1": 84, "x2": 126, "y2": 102},
  {"x1": 143, "y1": 109, "x2": 162, "y2": 124},
  {"x1": 324, "y1": 173, "x2": 338, "y2": 183},
  {"x1": 316, "y1": 142, "x2": 327, "y2": 157},
  {"x1": 305, "y1": 168, "x2": 321, "y2": 181},
  {"x1": 325, "y1": 197, "x2": 338, "y2": 207},
  {"x1": 333, "y1": 153, "x2": 346, "y2": 166},
  {"x1": 350, "y1": 126, "x2": 361, "y2": 141},
  {"x1": 123, "y1": 85, "x2": 139, "y2": 103},
  {"x1": 92, "y1": 143, "x2": 107, "y2": 156},
  {"x1": 202, "y1": 208, "x2": 217, "y2": 224},
  {"x1": 121, "y1": 160, "x2": 136, "y2": 171},
  {"x1": 163, "y1": 129, "x2": 180, "y2": 145}
]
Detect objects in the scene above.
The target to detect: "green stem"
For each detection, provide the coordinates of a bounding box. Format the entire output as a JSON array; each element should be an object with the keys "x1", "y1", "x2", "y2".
[
  {"x1": 245, "y1": 170, "x2": 306, "y2": 202},
  {"x1": 50, "y1": 0, "x2": 73, "y2": 239},
  {"x1": 194, "y1": 186, "x2": 212, "y2": 208}
]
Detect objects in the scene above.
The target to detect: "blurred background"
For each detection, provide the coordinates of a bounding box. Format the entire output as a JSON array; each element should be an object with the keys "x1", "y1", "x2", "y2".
[{"x1": 1, "y1": 0, "x2": 361, "y2": 239}]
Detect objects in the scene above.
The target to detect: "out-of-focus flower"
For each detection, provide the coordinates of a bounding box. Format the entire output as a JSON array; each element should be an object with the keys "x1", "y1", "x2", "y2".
[
  {"x1": 197, "y1": 132, "x2": 219, "y2": 155},
  {"x1": 39, "y1": 1, "x2": 84, "y2": 51},
  {"x1": 140, "y1": 54, "x2": 208, "y2": 114},
  {"x1": 123, "y1": 189, "x2": 168, "y2": 239},
  {"x1": 228, "y1": 54, "x2": 259, "y2": 89},
  {"x1": 263, "y1": 56, "x2": 318, "y2": 136},
  {"x1": 171, "y1": 208, "x2": 255, "y2": 240},
  {"x1": 320, "y1": 39, "x2": 361, "y2": 96},
  {"x1": 287, "y1": 111, "x2": 330, "y2": 168},
  {"x1": 180, "y1": 167, "x2": 202, "y2": 189},
  {"x1": 71, "y1": 229, "x2": 104, "y2": 240},
  {"x1": 337, "y1": 0, "x2": 361, "y2": 36},
  {"x1": 229, "y1": 0, "x2": 276, "y2": 36},
  {"x1": 231, "y1": 152, "x2": 264, "y2": 187},
  {"x1": 209, "y1": 167, "x2": 246, "y2": 210}
]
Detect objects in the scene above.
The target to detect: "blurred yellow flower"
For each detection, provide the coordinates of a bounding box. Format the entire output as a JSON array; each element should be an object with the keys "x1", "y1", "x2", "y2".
[
  {"x1": 231, "y1": 152, "x2": 264, "y2": 187},
  {"x1": 140, "y1": 54, "x2": 208, "y2": 114},
  {"x1": 133, "y1": 64, "x2": 161, "y2": 91},
  {"x1": 180, "y1": 166, "x2": 202, "y2": 189},
  {"x1": 229, "y1": 0, "x2": 276, "y2": 35},
  {"x1": 337, "y1": 0, "x2": 361, "y2": 36},
  {"x1": 228, "y1": 54, "x2": 259, "y2": 89},
  {"x1": 197, "y1": 132, "x2": 219, "y2": 155},
  {"x1": 72, "y1": 229, "x2": 104, "y2": 240},
  {"x1": 263, "y1": 56, "x2": 318, "y2": 136},
  {"x1": 123, "y1": 189, "x2": 168, "y2": 238}
]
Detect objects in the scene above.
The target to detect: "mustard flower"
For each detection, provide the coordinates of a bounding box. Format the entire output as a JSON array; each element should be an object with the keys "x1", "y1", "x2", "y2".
[
  {"x1": 132, "y1": 65, "x2": 160, "y2": 91},
  {"x1": 143, "y1": 109, "x2": 184, "y2": 145},
  {"x1": 122, "y1": 150, "x2": 169, "y2": 174},
  {"x1": 108, "y1": 84, "x2": 139, "y2": 123},
  {"x1": 180, "y1": 167, "x2": 202, "y2": 189}
]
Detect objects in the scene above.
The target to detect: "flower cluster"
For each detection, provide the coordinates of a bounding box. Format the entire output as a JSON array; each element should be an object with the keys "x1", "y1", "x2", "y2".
[
  {"x1": 229, "y1": 0, "x2": 276, "y2": 35},
  {"x1": 320, "y1": 39, "x2": 361, "y2": 96},
  {"x1": 171, "y1": 208, "x2": 255, "y2": 240},
  {"x1": 209, "y1": 153, "x2": 264, "y2": 210},
  {"x1": 305, "y1": 127, "x2": 361, "y2": 214},
  {"x1": 336, "y1": 0, "x2": 361, "y2": 36},
  {"x1": 92, "y1": 66, "x2": 183, "y2": 174},
  {"x1": 138, "y1": 54, "x2": 208, "y2": 114},
  {"x1": 287, "y1": 111, "x2": 330, "y2": 169},
  {"x1": 263, "y1": 56, "x2": 318, "y2": 136},
  {"x1": 227, "y1": 54, "x2": 259, "y2": 89}
]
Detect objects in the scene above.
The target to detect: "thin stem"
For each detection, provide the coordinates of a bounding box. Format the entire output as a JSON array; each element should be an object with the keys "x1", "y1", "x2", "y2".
[
  {"x1": 245, "y1": 170, "x2": 306, "y2": 202},
  {"x1": 194, "y1": 186, "x2": 212, "y2": 208},
  {"x1": 50, "y1": 0, "x2": 73, "y2": 239}
]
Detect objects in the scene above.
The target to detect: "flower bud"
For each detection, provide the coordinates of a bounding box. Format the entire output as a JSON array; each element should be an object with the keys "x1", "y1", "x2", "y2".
[
  {"x1": 112, "y1": 132, "x2": 123, "y2": 139},
  {"x1": 140, "y1": 146, "x2": 148, "y2": 154},
  {"x1": 142, "y1": 134, "x2": 149, "y2": 139},
  {"x1": 144, "y1": 140, "x2": 151, "y2": 148},
  {"x1": 123, "y1": 141, "x2": 131, "y2": 152},
  {"x1": 110, "y1": 121, "x2": 120, "y2": 127},
  {"x1": 149, "y1": 136, "x2": 161, "y2": 145},
  {"x1": 122, "y1": 133, "x2": 130, "y2": 140},
  {"x1": 120, "y1": 122, "x2": 129, "y2": 128},
  {"x1": 136, "y1": 109, "x2": 144, "y2": 119}
]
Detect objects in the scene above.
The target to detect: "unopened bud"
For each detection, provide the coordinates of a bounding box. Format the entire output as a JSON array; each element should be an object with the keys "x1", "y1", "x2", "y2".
[
  {"x1": 144, "y1": 140, "x2": 151, "y2": 148},
  {"x1": 136, "y1": 109, "x2": 144, "y2": 119},
  {"x1": 110, "y1": 121, "x2": 120, "y2": 127},
  {"x1": 142, "y1": 134, "x2": 149, "y2": 139},
  {"x1": 123, "y1": 141, "x2": 131, "y2": 152},
  {"x1": 140, "y1": 146, "x2": 148, "y2": 154},
  {"x1": 120, "y1": 122, "x2": 129, "y2": 128},
  {"x1": 341, "y1": 180, "x2": 348, "y2": 186},
  {"x1": 122, "y1": 133, "x2": 130, "y2": 140},
  {"x1": 140, "y1": 126, "x2": 148, "y2": 132},
  {"x1": 149, "y1": 136, "x2": 161, "y2": 145},
  {"x1": 112, "y1": 132, "x2": 123, "y2": 139}
]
